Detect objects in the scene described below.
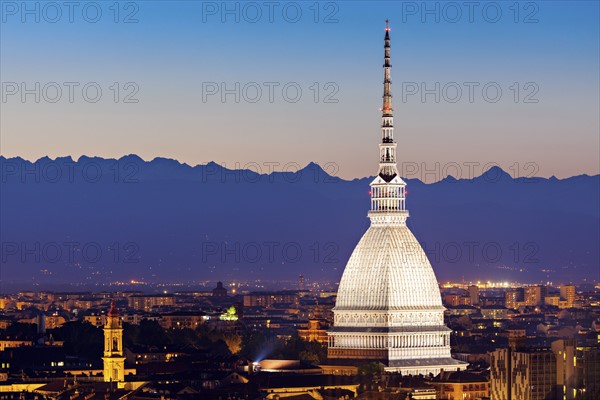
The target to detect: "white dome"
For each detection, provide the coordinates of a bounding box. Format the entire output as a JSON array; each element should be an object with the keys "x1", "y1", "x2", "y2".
[{"x1": 335, "y1": 224, "x2": 443, "y2": 311}]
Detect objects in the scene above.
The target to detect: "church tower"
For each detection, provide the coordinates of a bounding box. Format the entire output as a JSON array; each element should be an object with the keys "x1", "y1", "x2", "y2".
[
  {"x1": 103, "y1": 301, "x2": 125, "y2": 388},
  {"x1": 326, "y1": 22, "x2": 467, "y2": 375}
]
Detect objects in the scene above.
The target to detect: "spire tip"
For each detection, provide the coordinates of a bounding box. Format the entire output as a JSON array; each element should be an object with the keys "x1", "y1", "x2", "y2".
[{"x1": 108, "y1": 300, "x2": 119, "y2": 317}]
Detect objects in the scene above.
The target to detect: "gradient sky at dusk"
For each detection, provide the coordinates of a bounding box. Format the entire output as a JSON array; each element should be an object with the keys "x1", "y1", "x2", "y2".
[{"x1": 1, "y1": 1, "x2": 598, "y2": 180}]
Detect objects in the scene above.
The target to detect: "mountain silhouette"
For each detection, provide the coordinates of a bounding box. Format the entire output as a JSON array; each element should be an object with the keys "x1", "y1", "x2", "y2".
[{"x1": 1, "y1": 155, "x2": 598, "y2": 289}]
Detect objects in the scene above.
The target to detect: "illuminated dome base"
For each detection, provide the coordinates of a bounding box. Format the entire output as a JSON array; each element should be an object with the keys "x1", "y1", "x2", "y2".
[{"x1": 327, "y1": 225, "x2": 467, "y2": 375}]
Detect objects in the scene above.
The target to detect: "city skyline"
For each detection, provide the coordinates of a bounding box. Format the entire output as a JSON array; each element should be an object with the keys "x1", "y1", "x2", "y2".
[{"x1": 1, "y1": 5, "x2": 600, "y2": 398}]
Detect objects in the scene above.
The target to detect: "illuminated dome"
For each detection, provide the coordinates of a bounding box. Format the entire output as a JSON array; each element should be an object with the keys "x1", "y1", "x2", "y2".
[
  {"x1": 335, "y1": 225, "x2": 444, "y2": 311},
  {"x1": 326, "y1": 21, "x2": 467, "y2": 375}
]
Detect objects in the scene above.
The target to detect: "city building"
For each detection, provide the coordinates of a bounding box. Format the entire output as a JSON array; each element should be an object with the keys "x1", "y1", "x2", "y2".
[
  {"x1": 127, "y1": 294, "x2": 175, "y2": 312},
  {"x1": 444, "y1": 294, "x2": 471, "y2": 307},
  {"x1": 560, "y1": 285, "x2": 576, "y2": 308},
  {"x1": 480, "y1": 305, "x2": 509, "y2": 320},
  {"x1": 84, "y1": 313, "x2": 107, "y2": 328},
  {"x1": 552, "y1": 339, "x2": 600, "y2": 399},
  {"x1": 212, "y1": 281, "x2": 228, "y2": 297},
  {"x1": 490, "y1": 346, "x2": 556, "y2": 400},
  {"x1": 524, "y1": 285, "x2": 547, "y2": 306},
  {"x1": 504, "y1": 289, "x2": 524, "y2": 310},
  {"x1": 431, "y1": 370, "x2": 489, "y2": 399},
  {"x1": 159, "y1": 311, "x2": 206, "y2": 329},
  {"x1": 489, "y1": 339, "x2": 600, "y2": 400},
  {"x1": 0, "y1": 339, "x2": 31, "y2": 351},
  {"x1": 468, "y1": 285, "x2": 480, "y2": 305},
  {"x1": 124, "y1": 346, "x2": 185, "y2": 365},
  {"x1": 298, "y1": 306, "x2": 329, "y2": 345},
  {"x1": 103, "y1": 301, "x2": 125, "y2": 388},
  {"x1": 254, "y1": 374, "x2": 359, "y2": 399},
  {"x1": 545, "y1": 295, "x2": 560, "y2": 307},
  {"x1": 243, "y1": 291, "x2": 299, "y2": 308},
  {"x1": 326, "y1": 22, "x2": 467, "y2": 376}
]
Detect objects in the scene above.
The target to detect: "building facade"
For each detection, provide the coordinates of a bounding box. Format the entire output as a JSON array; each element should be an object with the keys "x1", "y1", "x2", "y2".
[
  {"x1": 524, "y1": 285, "x2": 547, "y2": 306},
  {"x1": 298, "y1": 307, "x2": 329, "y2": 345},
  {"x1": 468, "y1": 285, "x2": 480, "y2": 305},
  {"x1": 490, "y1": 347, "x2": 556, "y2": 400},
  {"x1": 560, "y1": 285, "x2": 576, "y2": 308},
  {"x1": 243, "y1": 291, "x2": 299, "y2": 308},
  {"x1": 505, "y1": 289, "x2": 524, "y2": 310},
  {"x1": 127, "y1": 294, "x2": 175, "y2": 312},
  {"x1": 552, "y1": 339, "x2": 600, "y2": 399},
  {"x1": 490, "y1": 340, "x2": 600, "y2": 400},
  {"x1": 326, "y1": 22, "x2": 467, "y2": 376},
  {"x1": 431, "y1": 371, "x2": 489, "y2": 399}
]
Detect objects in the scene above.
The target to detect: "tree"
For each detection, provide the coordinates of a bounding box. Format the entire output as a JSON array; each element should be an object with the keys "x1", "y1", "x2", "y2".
[
  {"x1": 5, "y1": 322, "x2": 37, "y2": 338},
  {"x1": 52, "y1": 321, "x2": 103, "y2": 360},
  {"x1": 358, "y1": 362, "x2": 384, "y2": 377},
  {"x1": 222, "y1": 333, "x2": 242, "y2": 355},
  {"x1": 137, "y1": 319, "x2": 170, "y2": 346},
  {"x1": 168, "y1": 328, "x2": 203, "y2": 349},
  {"x1": 302, "y1": 340, "x2": 327, "y2": 363},
  {"x1": 123, "y1": 322, "x2": 140, "y2": 348},
  {"x1": 298, "y1": 350, "x2": 319, "y2": 363},
  {"x1": 240, "y1": 330, "x2": 282, "y2": 361},
  {"x1": 455, "y1": 315, "x2": 473, "y2": 330}
]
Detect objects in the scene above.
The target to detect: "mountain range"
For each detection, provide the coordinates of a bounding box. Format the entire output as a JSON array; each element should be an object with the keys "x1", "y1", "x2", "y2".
[{"x1": 1, "y1": 155, "x2": 598, "y2": 289}]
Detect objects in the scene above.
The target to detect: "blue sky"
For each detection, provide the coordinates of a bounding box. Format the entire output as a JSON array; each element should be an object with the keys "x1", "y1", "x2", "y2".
[{"x1": 1, "y1": 1, "x2": 599, "y2": 180}]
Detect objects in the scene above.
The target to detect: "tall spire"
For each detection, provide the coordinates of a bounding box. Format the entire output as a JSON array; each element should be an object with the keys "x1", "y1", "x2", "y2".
[
  {"x1": 379, "y1": 20, "x2": 397, "y2": 181},
  {"x1": 327, "y1": 21, "x2": 468, "y2": 376},
  {"x1": 383, "y1": 19, "x2": 393, "y2": 117},
  {"x1": 368, "y1": 21, "x2": 409, "y2": 227}
]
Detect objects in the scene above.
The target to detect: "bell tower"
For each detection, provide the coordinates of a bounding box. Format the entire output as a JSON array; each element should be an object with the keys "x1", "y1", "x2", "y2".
[{"x1": 103, "y1": 301, "x2": 125, "y2": 388}]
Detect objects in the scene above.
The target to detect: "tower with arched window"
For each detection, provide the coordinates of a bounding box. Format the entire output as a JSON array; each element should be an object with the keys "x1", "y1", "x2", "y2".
[{"x1": 103, "y1": 301, "x2": 125, "y2": 388}]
